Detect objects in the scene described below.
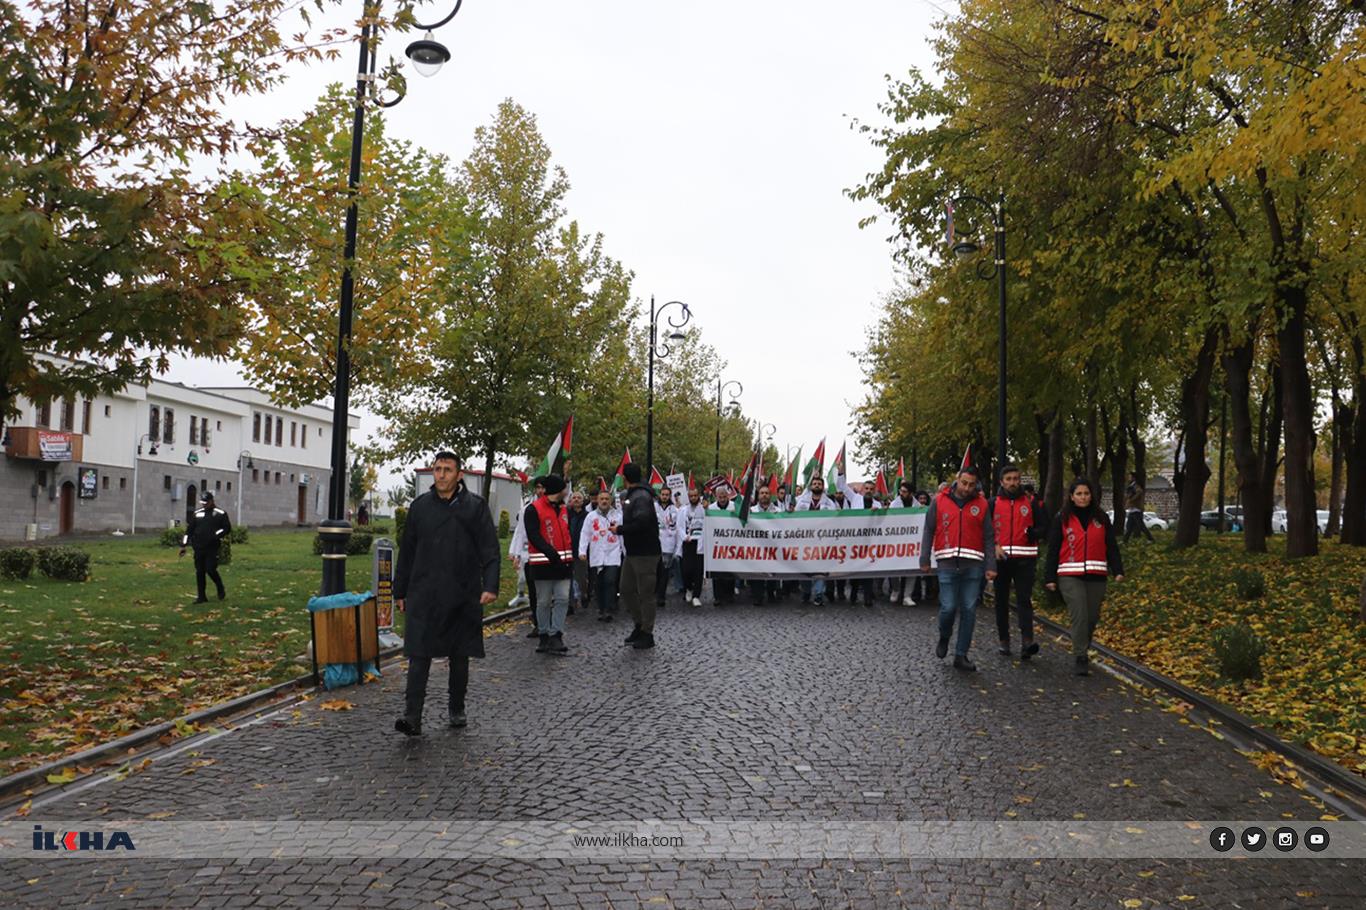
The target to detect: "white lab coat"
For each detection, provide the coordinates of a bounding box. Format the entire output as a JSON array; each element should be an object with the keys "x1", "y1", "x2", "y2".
[
  {"x1": 656, "y1": 502, "x2": 681, "y2": 558},
  {"x1": 793, "y1": 491, "x2": 837, "y2": 511},
  {"x1": 578, "y1": 507, "x2": 624, "y2": 568}
]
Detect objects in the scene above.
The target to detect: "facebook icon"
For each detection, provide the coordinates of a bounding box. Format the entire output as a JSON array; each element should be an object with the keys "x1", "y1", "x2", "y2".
[{"x1": 1209, "y1": 826, "x2": 1235, "y2": 852}]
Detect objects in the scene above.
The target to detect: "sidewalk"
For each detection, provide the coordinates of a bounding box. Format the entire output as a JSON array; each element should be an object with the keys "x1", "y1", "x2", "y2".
[{"x1": 5, "y1": 599, "x2": 1363, "y2": 907}]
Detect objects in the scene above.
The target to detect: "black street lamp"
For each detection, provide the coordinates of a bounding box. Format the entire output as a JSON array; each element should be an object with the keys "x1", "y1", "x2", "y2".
[
  {"x1": 320, "y1": 0, "x2": 466, "y2": 596},
  {"x1": 714, "y1": 379, "x2": 743, "y2": 474},
  {"x1": 646, "y1": 296, "x2": 692, "y2": 479},
  {"x1": 946, "y1": 192, "x2": 1007, "y2": 482}
]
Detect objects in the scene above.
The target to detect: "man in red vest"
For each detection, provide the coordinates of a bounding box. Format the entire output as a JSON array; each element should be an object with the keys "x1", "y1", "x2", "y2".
[
  {"x1": 919, "y1": 467, "x2": 997, "y2": 671},
  {"x1": 524, "y1": 474, "x2": 574, "y2": 655},
  {"x1": 989, "y1": 463, "x2": 1048, "y2": 659}
]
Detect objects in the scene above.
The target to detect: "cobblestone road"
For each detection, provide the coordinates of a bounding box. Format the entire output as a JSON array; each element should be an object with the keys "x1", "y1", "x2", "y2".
[{"x1": 4, "y1": 593, "x2": 1362, "y2": 907}]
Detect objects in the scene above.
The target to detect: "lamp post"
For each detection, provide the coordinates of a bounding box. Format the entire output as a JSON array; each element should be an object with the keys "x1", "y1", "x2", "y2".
[
  {"x1": 714, "y1": 379, "x2": 743, "y2": 473},
  {"x1": 755, "y1": 422, "x2": 776, "y2": 482},
  {"x1": 946, "y1": 192, "x2": 1007, "y2": 482},
  {"x1": 130, "y1": 432, "x2": 159, "y2": 534},
  {"x1": 320, "y1": 0, "x2": 465, "y2": 596},
  {"x1": 645, "y1": 296, "x2": 692, "y2": 478},
  {"x1": 236, "y1": 451, "x2": 254, "y2": 528}
]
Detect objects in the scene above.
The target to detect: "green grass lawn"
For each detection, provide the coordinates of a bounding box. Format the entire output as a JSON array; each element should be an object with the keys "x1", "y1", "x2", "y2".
[{"x1": 0, "y1": 528, "x2": 520, "y2": 776}]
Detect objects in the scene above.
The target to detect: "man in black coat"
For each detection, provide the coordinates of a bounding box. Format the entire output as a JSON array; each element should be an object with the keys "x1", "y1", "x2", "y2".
[
  {"x1": 393, "y1": 452, "x2": 501, "y2": 736},
  {"x1": 179, "y1": 491, "x2": 231, "y2": 603}
]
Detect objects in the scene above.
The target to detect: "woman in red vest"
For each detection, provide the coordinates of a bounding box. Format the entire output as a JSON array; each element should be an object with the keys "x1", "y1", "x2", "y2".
[{"x1": 1043, "y1": 478, "x2": 1124, "y2": 675}]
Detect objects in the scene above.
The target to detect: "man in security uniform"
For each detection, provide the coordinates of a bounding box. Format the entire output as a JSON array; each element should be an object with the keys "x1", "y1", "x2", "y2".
[
  {"x1": 918, "y1": 467, "x2": 997, "y2": 671},
  {"x1": 989, "y1": 463, "x2": 1047, "y2": 659},
  {"x1": 180, "y1": 490, "x2": 232, "y2": 603}
]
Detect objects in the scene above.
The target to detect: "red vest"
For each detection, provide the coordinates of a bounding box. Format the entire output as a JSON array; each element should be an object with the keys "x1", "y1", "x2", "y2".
[
  {"x1": 992, "y1": 493, "x2": 1038, "y2": 558},
  {"x1": 527, "y1": 496, "x2": 573, "y2": 565},
  {"x1": 932, "y1": 489, "x2": 988, "y2": 562},
  {"x1": 1058, "y1": 513, "x2": 1108, "y2": 576}
]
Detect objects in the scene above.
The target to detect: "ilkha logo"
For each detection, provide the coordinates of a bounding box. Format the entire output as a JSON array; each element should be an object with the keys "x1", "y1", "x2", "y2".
[{"x1": 32, "y1": 825, "x2": 135, "y2": 851}]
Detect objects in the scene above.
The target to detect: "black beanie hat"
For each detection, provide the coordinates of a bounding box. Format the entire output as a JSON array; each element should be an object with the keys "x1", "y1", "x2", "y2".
[{"x1": 542, "y1": 474, "x2": 566, "y2": 495}]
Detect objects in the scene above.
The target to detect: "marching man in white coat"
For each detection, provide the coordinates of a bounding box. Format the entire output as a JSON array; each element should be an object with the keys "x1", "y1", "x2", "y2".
[{"x1": 578, "y1": 489, "x2": 624, "y2": 621}]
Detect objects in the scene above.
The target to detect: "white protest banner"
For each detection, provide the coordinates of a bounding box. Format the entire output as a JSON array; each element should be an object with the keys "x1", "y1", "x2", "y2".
[
  {"x1": 702, "y1": 508, "x2": 930, "y2": 578},
  {"x1": 665, "y1": 473, "x2": 687, "y2": 506}
]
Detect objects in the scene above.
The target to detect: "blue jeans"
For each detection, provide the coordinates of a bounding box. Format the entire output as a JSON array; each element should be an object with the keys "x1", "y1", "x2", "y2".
[
  {"x1": 534, "y1": 578, "x2": 572, "y2": 636},
  {"x1": 937, "y1": 562, "x2": 985, "y2": 656},
  {"x1": 594, "y1": 565, "x2": 621, "y2": 615},
  {"x1": 800, "y1": 578, "x2": 826, "y2": 601}
]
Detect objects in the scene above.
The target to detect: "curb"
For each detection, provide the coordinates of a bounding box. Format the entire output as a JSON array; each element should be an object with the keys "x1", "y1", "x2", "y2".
[
  {"x1": 0, "y1": 604, "x2": 532, "y2": 807},
  {"x1": 1034, "y1": 614, "x2": 1366, "y2": 820}
]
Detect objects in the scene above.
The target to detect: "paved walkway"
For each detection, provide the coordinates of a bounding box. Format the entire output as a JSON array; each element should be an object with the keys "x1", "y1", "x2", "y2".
[{"x1": 4, "y1": 593, "x2": 1363, "y2": 907}]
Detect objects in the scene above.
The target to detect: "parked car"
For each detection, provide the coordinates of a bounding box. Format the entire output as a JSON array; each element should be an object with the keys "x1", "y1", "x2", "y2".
[
  {"x1": 1142, "y1": 512, "x2": 1169, "y2": 531},
  {"x1": 1271, "y1": 509, "x2": 1287, "y2": 533},
  {"x1": 1199, "y1": 508, "x2": 1242, "y2": 530},
  {"x1": 1318, "y1": 510, "x2": 1330, "y2": 534}
]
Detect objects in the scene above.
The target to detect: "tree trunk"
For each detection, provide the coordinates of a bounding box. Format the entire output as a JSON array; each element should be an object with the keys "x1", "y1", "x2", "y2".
[
  {"x1": 1175, "y1": 328, "x2": 1220, "y2": 548},
  {"x1": 1222, "y1": 336, "x2": 1267, "y2": 553},
  {"x1": 1085, "y1": 403, "x2": 1100, "y2": 493},
  {"x1": 1341, "y1": 351, "x2": 1366, "y2": 545},
  {"x1": 1035, "y1": 410, "x2": 1052, "y2": 498},
  {"x1": 1327, "y1": 399, "x2": 1347, "y2": 537},
  {"x1": 1127, "y1": 382, "x2": 1147, "y2": 483},
  {"x1": 480, "y1": 438, "x2": 498, "y2": 502},
  {"x1": 1110, "y1": 408, "x2": 1129, "y2": 528},
  {"x1": 1278, "y1": 283, "x2": 1318, "y2": 557},
  {"x1": 1257, "y1": 365, "x2": 1283, "y2": 539},
  {"x1": 1045, "y1": 412, "x2": 1065, "y2": 519}
]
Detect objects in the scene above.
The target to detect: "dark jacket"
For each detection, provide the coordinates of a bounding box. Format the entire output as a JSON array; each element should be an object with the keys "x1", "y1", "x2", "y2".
[
  {"x1": 523, "y1": 499, "x2": 573, "y2": 581},
  {"x1": 620, "y1": 484, "x2": 662, "y2": 556},
  {"x1": 182, "y1": 505, "x2": 231, "y2": 551},
  {"x1": 1042, "y1": 509, "x2": 1124, "y2": 585},
  {"x1": 394, "y1": 483, "x2": 501, "y2": 659},
  {"x1": 568, "y1": 505, "x2": 588, "y2": 552}
]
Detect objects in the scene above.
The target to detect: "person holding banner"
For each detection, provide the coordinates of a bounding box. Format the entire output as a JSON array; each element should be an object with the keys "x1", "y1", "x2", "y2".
[
  {"x1": 889, "y1": 481, "x2": 920, "y2": 606},
  {"x1": 619, "y1": 464, "x2": 663, "y2": 649},
  {"x1": 708, "y1": 485, "x2": 739, "y2": 605},
  {"x1": 990, "y1": 464, "x2": 1047, "y2": 659},
  {"x1": 747, "y1": 486, "x2": 783, "y2": 606},
  {"x1": 524, "y1": 475, "x2": 574, "y2": 656},
  {"x1": 579, "y1": 489, "x2": 624, "y2": 621},
  {"x1": 794, "y1": 475, "x2": 835, "y2": 605},
  {"x1": 920, "y1": 467, "x2": 997, "y2": 671},
  {"x1": 655, "y1": 486, "x2": 681, "y2": 610},
  {"x1": 680, "y1": 487, "x2": 707, "y2": 606},
  {"x1": 1043, "y1": 479, "x2": 1124, "y2": 676},
  {"x1": 393, "y1": 452, "x2": 500, "y2": 736}
]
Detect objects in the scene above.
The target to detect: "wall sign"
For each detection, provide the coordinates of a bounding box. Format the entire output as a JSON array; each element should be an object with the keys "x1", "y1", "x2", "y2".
[{"x1": 78, "y1": 467, "x2": 99, "y2": 499}]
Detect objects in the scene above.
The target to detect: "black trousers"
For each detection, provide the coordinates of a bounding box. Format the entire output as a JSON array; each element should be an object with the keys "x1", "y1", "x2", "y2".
[
  {"x1": 681, "y1": 540, "x2": 704, "y2": 597},
  {"x1": 748, "y1": 579, "x2": 778, "y2": 604},
  {"x1": 712, "y1": 573, "x2": 735, "y2": 603},
  {"x1": 848, "y1": 577, "x2": 876, "y2": 605},
  {"x1": 404, "y1": 655, "x2": 470, "y2": 720},
  {"x1": 1123, "y1": 510, "x2": 1154, "y2": 542},
  {"x1": 524, "y1": 565, "x2": 538, "y2": 626},
  {"x1": 654, "y1": 556, "x2": 670, "y2": 605},
  {"x1": 193, "y1": 547, "x2": 224, "y2": 599},
  {"x1": 994, "y1": 557, "x2": 1037, "y2": 642}
]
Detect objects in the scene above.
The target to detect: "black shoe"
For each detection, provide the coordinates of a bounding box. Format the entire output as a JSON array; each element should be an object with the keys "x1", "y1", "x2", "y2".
[
  {"x1": 217, "y1": 589, "x2": 226, "y2": 601},
  {"x1": 567, "y1": 605, "x2": 575, "y2": 616},
  {"x1": 813, "y1": 595, "x2": 825, "y2": 606},
  {"x1": 1074, "y1": 656, "x2": 1090, "y2": 676},
  {"x1": 526, "y1": 628, "x2": 541, "y2": 639},
  {"x1": 998, "y1": 642, "x2": 1011, "y2": 656},
  {"x1": 656, "y1": 600, "x2": 665, "y2": 609},
  {"x1": 536, "y1": 633, "x2": 550, "y2": 653},
  {"x1": 625, "y1": 626, "x2": 642, "y2": 644},
  {"x1": 633, "y1": 632, "x2": 655, "y2": 650},
  {"x1": 549, "y1": 632, "x2": 568, "y2": 655},
  {"x1": 953, "y1": 655, "x2": 977, "y2": 672},
  {"x1": 193, "y1": 597, "x2": 209, "y2": 604},
  {"x1": 935, "y1": 638, "x2": 949, "y2": 659},
  {"x1": 394, "y1": 716, "x2": 422, "y2": 736},
  {"x1": 449, "y1": 711, "x2": 467, "y2": 729},
  {"x1": 1021, "y1": 641, "x2": 1040, "y2": 660}
]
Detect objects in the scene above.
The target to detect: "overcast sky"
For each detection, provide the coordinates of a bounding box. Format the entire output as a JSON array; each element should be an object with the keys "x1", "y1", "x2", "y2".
[{"x1": 167, "y1": 0, "x2": 947, "y2": 494}]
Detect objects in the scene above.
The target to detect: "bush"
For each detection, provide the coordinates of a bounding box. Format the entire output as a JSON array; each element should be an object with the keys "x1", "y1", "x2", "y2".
[
  {"x1": 216, "y1": 538, "x2": 233, "y2": 567},
  {"x1": 1211, "y1": 623, "x2": 1266, "y2": 682},
  {"x1": 395, "y1": 507, "x2": 408, "y2": 548},
  {"x1": 366, "y1": 523, "x2": 391, "y2": 536},
  {"x1": 228, "y1": 525, "x2": 249, "y2": 544},
  {"x1": 1229, "y1": 567, "x2": 1265, "y2": 601},
  {"x1": 312, "y1": 529, "x2": 374, "y2": 557},
  {"x1": 0, "y1": 547, "x2": 37, "y2": 580},
  {"x1": 37, "y1": 546, "x2": 91, "y2": 582},
  {"x1": 498, "y1": 510, "x2": 511, "y2": 538},
  {"x1": 159, "y1": 527, "x2": 184, "y2": 548}
]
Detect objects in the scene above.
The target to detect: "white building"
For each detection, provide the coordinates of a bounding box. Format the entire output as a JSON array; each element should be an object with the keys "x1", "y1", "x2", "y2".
[{"x1": 1, "y1": 358, "x2": 360, "y2": 540}]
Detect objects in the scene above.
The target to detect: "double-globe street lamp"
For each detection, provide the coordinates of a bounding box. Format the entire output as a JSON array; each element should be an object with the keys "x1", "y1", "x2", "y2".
[
  {"x1": 645, "y1": 296, "x2": 692, "y2": 478},
  {"x1": 714, "y1": 379, "x2": 743, "y2": 474},
  {"x1": 319, "y1": 1, "x2": 465, "y2": 596},
  {"x1": 946, "y1": 192, "x2": 1007, "y2": 481}
]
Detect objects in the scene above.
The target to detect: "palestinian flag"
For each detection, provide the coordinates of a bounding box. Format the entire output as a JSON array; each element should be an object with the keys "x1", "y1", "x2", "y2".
[
  {"x1": 894, "y1": 457, "x2": 905, "y2": 486},
  {"x1": 803, "y1": 438, "x2": 826, "y2": 486},
  {"x1": 737, "y1": 446, "x2": 760, "y2": 523},
  {"x1": 611, "y1": 447, "x2": 632, "y2": 493},
  {"x1": 960, "y1": 444, "x2": 973, "y2": 474},
  {"x1": 767, "y1": 472, "x2": 779, "y2": 495},
  {"x1": 826, "y1": 441, "x2": 846, "y2": 491},
  {"x1": 597, "y1": 476, "x2": 608, "y2": 492},
  {"x1": 875, "y1": 468, "x2": 888, "y2": 497},
  {"x1": 784, "y1": 447, "x2": 801, "y2": 488},
  {"x1": 649, "y1": 466, "x2": 666, "y2": 490},
  {"x1": 534, "y1": 415, "x2": 573, "y2": 479},
  {"x1": 688, "y1": 470, "x2": 695, "y2": 492}
]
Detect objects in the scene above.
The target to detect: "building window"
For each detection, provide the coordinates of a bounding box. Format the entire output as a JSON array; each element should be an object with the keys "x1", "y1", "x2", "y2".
[
  {"x1": 264, "y1": 414, "x2": 272, "y2": 445},
  {"x1": 104, "y1": 404, "x2": 111, "y2": 418},
  {"x1": 318, "y1": 427, "x2": 322, "y2": 437},
  {"x1": 275, "y1": 471, "x2": 281, "y2": 485},
  {"x1": 60, "y1": 398, "x2": 75, "y2": 431},
  {"x1": 275, "y1": 417, "x2": 283, "y2": 447},
  {"x1": 163, "y1": 408, "x2": 175, "y2": 444},
  {"x1": 252, "y1": 468, "x2": 259, "y2": 482},
  {"x1": 83, "y1": 400, "x2": 92, "y2": 435},
  {"x1": 189, "y1": 415, "x2": 198, "y2": 445},
  {"x1": 163, "y1": 475, "x2": 171, "y2": 490},
  {"x1": 301, "y1": 423, "x2": 307, "y2": 449},
  {"x1": 37, "y1": 469, "x2": 47, "y2": 488},
  {"x1": 290, "y1": 473, "x2": 295, "y2": 483},
  {"x1": 200, "y1": 419, "x2": 211, "y2": 448},
  {"x1": 290, "y1": 421, "x2": 297, "y2": 447},
  {"x1": 216, "y1": 420, "x2": 222, "y2": 431},
  {"x1": 149, "y1": 406, "x2": 161, "y2": 442},
  {"x1": 226, "y1": 481, "x2": 232, "y2": 492},
  {"x1": 37, "y1": 400, "x2": 50, "y2": 427},
  {"x1": 102, "y1": 475, "x2": 109, "y2": 490},
  {"x1": 253, "y1": 412, "x2": 261, "y2": 443},
  {"x1": 215, "y1": 480, "x2": 222, "y2": 491},
  {"x1": 119, "y1": 477, "x2": 127, "y2": 490}
]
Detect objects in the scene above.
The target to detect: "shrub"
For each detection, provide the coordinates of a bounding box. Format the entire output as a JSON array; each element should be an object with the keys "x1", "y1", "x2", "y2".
[
  {"x1": 313, "y1": 530, "x2": 374, "y2": 557},
  {"x1": 216, "y1": 538, "x2": 233, "y2": 566},
  {"x1": 37, "y1": 546, "x2": 91, "y2": 582},
  {"x1": 498, "y1": 510, "x2": 511, "y2": 538},
  {"x1": 366, "y1": 523, "x2": 390, "y2": 536},
  {"x1": 228, "y1": 525, "x2": 249, "y2": 544},
  {"x1": 395, "y1": 507, "x2": 408, "y2": 548},
  {"x1": 159, "y1": 527, "x2": 184, "y2": 548},
  {"x1": 0, "y1": 547, "x2": 37, "y2": 580},
  {"x1": 1229, "y1": 567, "x2": 1265, "y2": 601},
  {"x1": 1211, "y1": 623, "x2": 1266, "y2": 682}
]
